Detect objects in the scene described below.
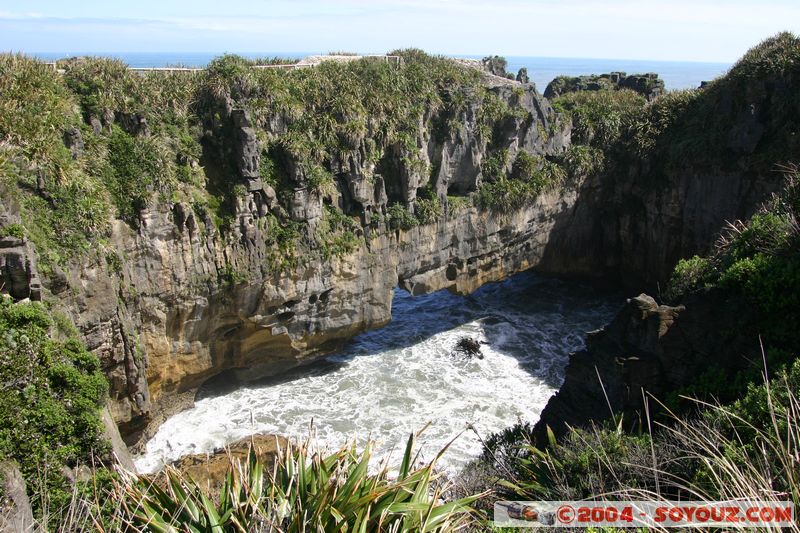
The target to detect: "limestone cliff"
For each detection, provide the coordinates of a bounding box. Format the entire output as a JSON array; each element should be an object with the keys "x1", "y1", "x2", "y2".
[
  {"x1": 0, "y1": 53, "x2": 577, "y2": 447},
  {"x1": 0, "y1": 36, "x2": 796, "y2": 452}
]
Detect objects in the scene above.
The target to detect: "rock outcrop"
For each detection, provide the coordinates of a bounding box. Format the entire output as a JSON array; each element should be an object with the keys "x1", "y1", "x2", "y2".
[
  {"x1": 0, "y1": 461, "x2": 35, "y2": 533},
  {"x1": 544, "y1": 72, "x2": 665, "y2": 100},
  {"x1": 533, "y1": 290, "x2": 761, "y2": 442},
  {"x1": 0, "y1": 211, "x2": 42, "y2": 303}
]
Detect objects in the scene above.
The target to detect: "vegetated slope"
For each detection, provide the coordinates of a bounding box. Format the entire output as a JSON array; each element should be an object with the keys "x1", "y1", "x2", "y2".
[
  {"x1": 0, "y1": 297, "x2": 109, "y2": 528},
  {"x1": 472, "y1": 32, "x2": 800, "y2": 516}
]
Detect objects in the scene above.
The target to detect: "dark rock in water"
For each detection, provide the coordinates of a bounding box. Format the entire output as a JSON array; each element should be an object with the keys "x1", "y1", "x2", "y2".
[
  {"x1": 544, "y1": 71, "x2": 665, "y2": 100},
  {"x1": 481, "y1": 55, "x2": 509, "y2": 78},
  {"x1": 453, "y1": 336, "x2": 483, "y2": 359}
]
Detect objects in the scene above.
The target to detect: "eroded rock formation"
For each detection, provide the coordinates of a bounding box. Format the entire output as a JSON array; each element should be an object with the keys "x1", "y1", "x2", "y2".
[
  {"x1": 0, "y1": 48, "x2": 791, "y2": 452},
  {"x1": 544, "y1": 72, "x2": 665, "y2": 100},
  {"x1": 0, "y1": 70, "x2": 578, "y2": 448}
]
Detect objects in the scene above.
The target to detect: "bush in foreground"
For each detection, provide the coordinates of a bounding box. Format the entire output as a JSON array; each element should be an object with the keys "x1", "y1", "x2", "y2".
[
  {"x1": 470, "y1": 356, "x2": 800, "y2": 533},
  {"x1": 121, "y1": 434, "x2": 481, "y2": 532}
]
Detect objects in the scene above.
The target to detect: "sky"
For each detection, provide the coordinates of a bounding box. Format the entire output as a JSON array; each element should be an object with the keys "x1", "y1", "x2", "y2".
[{"x1": 0, "y1": 0, "x2": 798, "y2": 63}]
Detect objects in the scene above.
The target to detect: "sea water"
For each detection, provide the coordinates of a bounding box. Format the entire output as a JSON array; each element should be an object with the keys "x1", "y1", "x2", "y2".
[{"x1": 135, "y1": 272, "x2": 619, "y2": 474}]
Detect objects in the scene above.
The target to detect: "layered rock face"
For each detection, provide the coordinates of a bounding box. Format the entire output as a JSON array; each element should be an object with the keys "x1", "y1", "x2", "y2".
[
  {"x1": 533, "y1": 291, "x2": 760, "y2": 441},
  {"x1": 540, "y1": 64, "x2": 793, "y2": 287},
  {"x1": 1, "y1": 47, "x2": 792, "y2": 451},
  {"x1": 533, "y1": 37, "x2": 800, "y2": 438},
  {"x1": 15, "y1": 70, "x2": 575, "y2": 447}
]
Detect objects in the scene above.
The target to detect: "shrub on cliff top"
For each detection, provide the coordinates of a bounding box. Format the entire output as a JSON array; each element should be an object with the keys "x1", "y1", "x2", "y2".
[
  {"x1": 552, "y1": 89, "x2": 646, "y2": 148},
  {"x1": 725, "y1": 31, "x2": 800, "y2": 81},
  {"x1": 629, "y1": 32, "x2": 799, "y2": 172},
  {"x1": 0, "y1": 55, "x2": 112, "y2": 271},
  {"x1": 0, "y1": 297, "x2": 109, "y2": 525},
  {"x1": 0, "y1": 54, "x2": 77, "y2": 168}
]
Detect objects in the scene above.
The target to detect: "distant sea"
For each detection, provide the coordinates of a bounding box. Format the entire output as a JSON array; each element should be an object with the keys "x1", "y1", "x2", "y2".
[{"x1": 32, "y1": 52, "x2": 731, "y2": 91}]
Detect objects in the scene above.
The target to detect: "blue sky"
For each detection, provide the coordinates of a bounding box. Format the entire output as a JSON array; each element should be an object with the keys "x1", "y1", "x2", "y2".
[{"x1": 0, "y1": 0, "x2": 797, "y2": 62}]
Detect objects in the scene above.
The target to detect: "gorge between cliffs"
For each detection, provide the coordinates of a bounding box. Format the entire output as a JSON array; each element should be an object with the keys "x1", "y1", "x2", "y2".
[{"x1": 1, "y1": 33, "x2": 799, "y2": 524}]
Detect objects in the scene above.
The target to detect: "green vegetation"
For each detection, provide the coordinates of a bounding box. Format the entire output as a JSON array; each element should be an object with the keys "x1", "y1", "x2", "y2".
[
  {"x1": 387, "y1": 203, "x2": 418, "y2": 231},
  {"x1": 262, "y1": 213, "x2": 302, "y2": 273},
  {"x1": 0, "y1": 55, "x2": 111, "y2": 273},
  {"x1": 667, "y1": 170, "x2": 800, "y2": 349},
  {"x1": 552, "y1": 89, "x2": 646, "y2": 149},
  {"x1": 480, "y1": 149, "x2": 508, "y2": 182},
  {"x1": 475, "y1": 178, "x2": 536, "y2": 213},
  {"x1": 0, "y1": 223, "x2": 24, "y2": 239},
  {"x1": 415, "y1": 188, "x2": 444, "y2": 225},
  {"x1": 123, "y1": 435, "x2": 480, "y2": 532},
  {"x1": 475, "y1": 151, "x2": 567, "y2": 212},
  {"x1": 316, "y1": 205, "x2": 360, "y2": 259},
  {"x1": 488, "y1": 358, "x2": 800, "y2": 512},
  {"x1": 0, "y1": 297, "x2": 108, "y2": 525},
  {"x1": 106, "y1": 125, "x2": 174, "y2": 224}
]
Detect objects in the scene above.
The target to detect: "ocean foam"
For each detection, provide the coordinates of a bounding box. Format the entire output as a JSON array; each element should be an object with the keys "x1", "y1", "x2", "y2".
[{"x1": 135, "y1": 273, "x2": 618, "y2": 474}]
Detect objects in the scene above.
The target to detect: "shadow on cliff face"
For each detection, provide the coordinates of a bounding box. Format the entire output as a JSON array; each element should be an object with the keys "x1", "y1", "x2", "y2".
[
  {"x1": 536, "y1": 48, "x2": 795, "y2": 290},
  {"x1": 196, "y1": 271, "x2": 621, "y2": 402}
]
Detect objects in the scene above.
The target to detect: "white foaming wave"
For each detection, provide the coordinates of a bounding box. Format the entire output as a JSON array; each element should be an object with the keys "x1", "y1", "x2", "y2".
[{"x1": 135, "y1": 319, "x2": 557, "y2": 474}]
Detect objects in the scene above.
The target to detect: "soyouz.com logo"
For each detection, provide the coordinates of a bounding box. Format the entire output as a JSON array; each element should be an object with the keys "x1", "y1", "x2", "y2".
[{"x1": 494, "y1": 500, "x2": 794, "y2": 528}]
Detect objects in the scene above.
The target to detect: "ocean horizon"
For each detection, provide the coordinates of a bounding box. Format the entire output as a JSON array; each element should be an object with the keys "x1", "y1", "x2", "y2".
[{"x1": 28, "y1": 51, "x2": 731, "y2": 91}]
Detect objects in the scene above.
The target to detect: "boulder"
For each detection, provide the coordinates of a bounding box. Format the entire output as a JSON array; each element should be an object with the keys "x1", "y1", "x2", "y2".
[{"x1": 63, "y1": 127, "x2": 84, "y2": 160}]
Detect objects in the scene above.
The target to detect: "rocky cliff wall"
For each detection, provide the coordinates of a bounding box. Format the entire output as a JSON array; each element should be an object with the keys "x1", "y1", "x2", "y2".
[
  {"x1": 0, "y1": 62, "x2": 582, "y2": 448},
  {"x1": 533, "y1": 33, "x2": 800, "y2": 440},
  {"x1": 1, "y1": 41, "x2": 795, "y2": 450},
  {"x1": 533, "y1": 291, "x2": 760, "y2": 442}
]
